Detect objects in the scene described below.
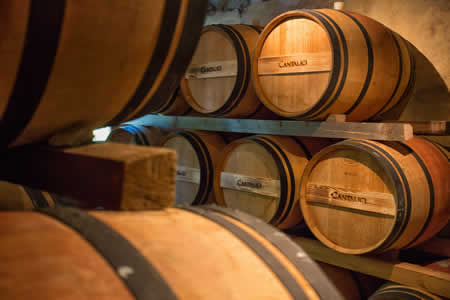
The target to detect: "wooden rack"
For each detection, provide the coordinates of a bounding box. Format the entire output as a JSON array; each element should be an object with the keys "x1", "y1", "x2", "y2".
[
  {"x1": 131, "y1": 113, "x2": 449, "y2": 297},
  {"x1": 129, "y1": 114, "x2": 449, "y2": 141},
  {"x1": 293, "y1": 237, "x2": 450, "y2": 298}
]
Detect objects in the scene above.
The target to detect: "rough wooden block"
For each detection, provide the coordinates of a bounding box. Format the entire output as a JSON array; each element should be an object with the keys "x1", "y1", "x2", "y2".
[{"x1": 0, "y1": 143, "x2": 176, "y2": 210}]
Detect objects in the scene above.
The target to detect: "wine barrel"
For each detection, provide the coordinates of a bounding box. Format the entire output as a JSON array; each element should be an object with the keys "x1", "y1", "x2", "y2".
[
  {"x1": 214, "y1": 135, "x2": 330, "y2": 229},
  {"x1": 107, "y1": 125, "x2": 166, "y2": 146},
  {"x1": 0, "y1": 206, "x2": 344, "y2": 300},
  {"x1": 181, "y1": 24, "x2": 271, "y2": 118},
  {"x1": 0, "y1": 182, "x2": 55, "y2": 210},
  {"x1": 0, "y1": 1, "x2": 207, "y2": 148},
  {"x1": 160, "y1": 131, "x2": 226, "y2": 205},
  {"x1": 252, "y1": 9, "x2": 414, "y2": 121},
  {"x1": 153, "y1": 88, "x2": 193, "y2": 116},
  {"x1": 369, "y1": 284, "x2": 441, "y2": 300},
  {"x1": 300, "y1": 137, "x2": 449, "y2": 254}
]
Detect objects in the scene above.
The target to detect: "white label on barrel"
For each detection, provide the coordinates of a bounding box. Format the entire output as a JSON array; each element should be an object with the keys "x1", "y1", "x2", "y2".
[
  {"x1": 306, "y1": 184, "x2": 396, "y2": 216},
  {"x1": 176, "y1": 166, "x2": 201, "y2": 184},
  {"x1": 220, "y1": 172, "x2": 280, "y2": 198},
  {"x1": 258, "y1": 53, "x2": 332, "y2": 76},
  {"x1": 185, "y1": 60, "x2": 238, "y2": 79}
]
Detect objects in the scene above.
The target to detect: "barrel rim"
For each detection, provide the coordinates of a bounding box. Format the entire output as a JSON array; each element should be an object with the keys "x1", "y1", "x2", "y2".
[
  {"x1": 251, "y1": 9, "x2": 339, "y2": 118},
  {"x1": 299, "y1": 139, "x2": 406, "y2": 254},
  {"x1": 160, "y1": 131, "x2": 207, "y2": 205}
]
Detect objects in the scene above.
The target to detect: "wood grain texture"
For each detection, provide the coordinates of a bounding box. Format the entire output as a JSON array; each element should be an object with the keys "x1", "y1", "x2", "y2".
[
  {"x1": 300, "y1": 137, "x2": 450, "y2": 254},
  {"x1": 214, "y1": 135, "x2": 329, "y2": 229},
  {"x1": 181, "y1": 24, "x2": 272, "y2": 118},
  {"x1": 293, "y1": 237, "x2": 450, "y2": 298},
  {"x1": 160, "y1": 130, "x2": 226, "y2": 205},
  {"x1": 154, "y1": 87, "x2": 193, "y2": 116},
  {"x1": 0, "y1": 1, "x2": 206, "y2": 148},
  {"x1": 0, "y1": 208, "x2": 344, "y2": 300},
  {"x1": 131, "y1": 115, "x2": 414, "y2": 141},
  {"x1": 0, "y1": 143, "x2": 176, "y2": 210},
  {"x1": 252, "y1": 9, "x2": 414, "y2": 121}
]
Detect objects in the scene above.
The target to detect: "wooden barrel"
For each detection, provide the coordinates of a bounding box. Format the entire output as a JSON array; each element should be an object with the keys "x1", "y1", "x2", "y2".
[
  {"x1": 369, "y1": 284, "x2": 441, "y2": 300},
  {"x1": 300, "y1": 137, "x2": 449, "y2": 254},
  {"x1": 107, "y1": 125, "x2": 166, "y2": 146},
  {"x1": 214, "y1": 135, "x2": 330, "y2": 229},
  {"x1": 0, "y1": 1, "x2": 207, "y2": 148},
  {"x1": 0, "y1": 182, "x2": 56, "y2": 210},
  {"x1": 153, "y1": 87, "x2": 193, "y2": 116},
  {"x1": 181, "y1": 24, "x2": 271, "y2": 118},
  {"x1": 160, "y1": 131, "x2": 226, "y2": 205},
  {"x1": 252, "y1": 9, "x2": 414, "y2": 121},
  {"x1": 0, "y1": 206, "x2": 344, "y2": 300}
]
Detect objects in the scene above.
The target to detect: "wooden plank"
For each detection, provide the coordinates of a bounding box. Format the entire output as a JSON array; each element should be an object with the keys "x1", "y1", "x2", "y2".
[
  {"x1": 258, "y1": 53, "x2": 332, "y2": 76},
  {"x1": 130, "y1": 115, "x2": 414, "y2": 141},
  {"x1": 306, "y1": 183, "x2": 396, "y2": 217},
  {"x1": 292, "y1": 237, "x2": 450, "y2": 298},
  {"x1": 220, "y1": 172, "x2": 281, "y2": 198},
  {"x1": 386, "y1": 121, "x2": 449, "y2": 136},
  {"x1": 0, "y1": 143, "x2": 176, "y2": 210},
  {"x1": 185, "y1": 60, "x2": 237, "y2": 79}
]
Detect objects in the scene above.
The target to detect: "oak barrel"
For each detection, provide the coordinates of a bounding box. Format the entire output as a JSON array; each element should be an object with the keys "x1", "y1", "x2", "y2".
[
  {"x1": 160, "y1": 131, "x2": 226, "y2": 205},
  {"x1": 300, "y1": 137, "x2": 449, "y2": 254},
  {"x1": 181, "y1": 24, "x2": 271, "y2": 118},
  {"x1": 0, "y1": 182, "x2": 56, "y2": 210},
  {"x1": 252, "y1": 9, "x2": 414, "y2": 121},
  {"x1": 369, "y1": 284, "x2": 441, "y2": 300},
  {"x1": 214, "y1": 135, "x2": 330, "y2": 229},
  {"x1": 0, "y1": 0, "x2": 207, "y2": 148},
  {"x1": 107, "y1": 125, "x2": 166, "y2": 146},
  {"x1": 153, "y1": 88, "x2": 193, "y2": 116},
  {"x1": 0, "y1": 206, "x2": 344, "y2": 300}
]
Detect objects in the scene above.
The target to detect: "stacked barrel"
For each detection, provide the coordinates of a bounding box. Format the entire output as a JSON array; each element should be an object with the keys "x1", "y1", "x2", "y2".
[{"x1": 1, "y1": 4, "x2": 448, "y2": 300}]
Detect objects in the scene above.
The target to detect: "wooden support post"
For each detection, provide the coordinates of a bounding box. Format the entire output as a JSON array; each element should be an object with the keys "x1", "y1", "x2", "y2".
[
  {"x1": 0, "y1": 143, "x2": 176, "y2": 210},
  {"x1": 292, "y1": 237, "x2": 450, "y2": 298}
]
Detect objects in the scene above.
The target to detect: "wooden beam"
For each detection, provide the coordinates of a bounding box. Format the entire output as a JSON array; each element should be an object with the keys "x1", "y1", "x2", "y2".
[
  {"x1": 0, "y1": 143, "x2": 176, "y2": 210},
  {"x1": 130, "y1": 115, "x2": 414, "y2": 141},
  {"x1": 385, "y1": 120, "x2": 449, "y2": 136},
  {"x1": 292, "y1": 237, "x2": 450, "y2": 298}
]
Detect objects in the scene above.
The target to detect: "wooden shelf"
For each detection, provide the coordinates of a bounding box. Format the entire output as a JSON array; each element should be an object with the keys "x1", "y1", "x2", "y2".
[
  {"x1": 129, "y1": 115, "x2": 448, "y2": 141},
  {"x1": 292, "y1": 237, "x2": 450, "y2": 298}
]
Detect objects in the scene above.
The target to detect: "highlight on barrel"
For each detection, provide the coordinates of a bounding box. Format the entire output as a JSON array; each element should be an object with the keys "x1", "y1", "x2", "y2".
[
  {"x1": 252, "y1": 9, "x2": 414, "y2": 121},
  {"x1": 369, "y1": 284, "x2": 441, "y2": 300},
  {"x1": 152, "y1": 88, "x2": 193, "y2": 116},
  {"x1": 0, "y1": 206, "x2": 344, "y2": 300},
  {"x1": 0, "y1": 0, "x2": 207, "y2": 148},
  {"x1": 160, "y1": 131, "x2": 226, "y2": 205},
  {"x1": 181, "y1": 24, "x2": 272, "y2": 118},
  {"x1": 107, "y1": 125, "x2": 166, "y2": 146},
  {"x1": 300, "y1": 137, "x2": 449, "y2": 254},
  {"x1": 214, "y1": 135, "x2": 331, "y2": 229},
  {"x1": 0, "y1": 181, "x2": 56, "y2": 210}
]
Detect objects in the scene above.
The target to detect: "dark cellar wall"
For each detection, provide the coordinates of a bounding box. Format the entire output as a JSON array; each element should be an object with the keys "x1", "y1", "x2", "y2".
[{"x1": 206, "y1": 0, "x2": 450, "y2": 133}]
